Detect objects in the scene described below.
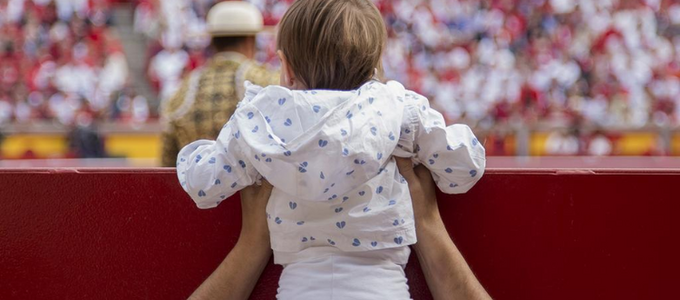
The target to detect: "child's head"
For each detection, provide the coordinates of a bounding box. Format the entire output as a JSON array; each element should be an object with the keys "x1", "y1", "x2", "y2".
[{"x1": 276, "y1": 0, "x2": 386, "y2": 90}]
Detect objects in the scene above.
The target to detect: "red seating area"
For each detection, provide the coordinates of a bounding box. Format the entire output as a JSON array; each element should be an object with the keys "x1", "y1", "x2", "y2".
[{"x1": 1, "y1": 168, "x2": 678, "y2": 299}]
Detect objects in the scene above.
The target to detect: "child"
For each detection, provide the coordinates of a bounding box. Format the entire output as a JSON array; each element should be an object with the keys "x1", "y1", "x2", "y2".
[{"x1": 176, "y1": 0, "x2": 485, "y2": 298}]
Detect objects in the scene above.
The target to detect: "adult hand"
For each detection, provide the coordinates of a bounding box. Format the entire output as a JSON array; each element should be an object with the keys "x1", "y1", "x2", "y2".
[
  {"x1": 188, "y1": 181, "x2": 274, "y2": 300},
  {"x1": 395, "y1": 158, "x2": 492, "y2": 300}
]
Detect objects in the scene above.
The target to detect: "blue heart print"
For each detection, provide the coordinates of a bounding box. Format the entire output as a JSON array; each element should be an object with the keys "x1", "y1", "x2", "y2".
[
  {"x1": 336, "y1": 221, "x2": 346, "y2": 229},
  {"x1": 239, "y1": 160, "x2": 246, "y2": 168},
  {"x1": 208, "y1": 157, "x2": 216, "y2": 164},
  {"x1": 297, "y1": 221, "x2": 305, "y2": 225},
  {"x1": 359, "y1": 191, "x2": 365, "y2": 196},
  {"x1": 313, "y1": 105, "x2": 321, "y2": 113},
  {"x1": 320, "y1": 172, "x2": 325, "y2": 179},
  {"x1": 302, "y1": 237, "x2": 308, "y2": 242},
  {"x1": 341, "y1": 129, "x2": 348, "y2": 136},
  {"x1": 371, "y1": 241, "x2": 378, "y2": 247},
  {"x1": 318, "y1": 139, "x2": 328, "y2": 147},
  {"x1": 346, "y1": 170, "x2": 355, "y2": 176},
  {"x1": 234, "y1": 131, "x2": 240, "y2": 139},
  {"x1": 358, "y1": 104, "x2": 363, "y2": 110},
  {"x1": 447, "y1": 145, "x2": 453, "y2": 151},
  {"x1": 354, "y1": 159, "x2": 366, "y2": 165},
  {"x1": 247, "y1": 112, "x2": 254, "y2": 119},
  {"x1": 284, "y1": 118, "x2": 293, "y2": 126},
  {"x1": 265, "y1": 116, "x2": 271, "y2": 123},
  {"x1": 433, "y1": 153, "x2": 439, "y2": 158},
  {"x1": 180, "y1": 157, "x2": 186, "y2": 162},
  {"x1": 223, "y1": 165, "x2": 232, "y2": 173},
  {"x1": 198, "y1": 190, "x2": 206, "y2": 197},
  {"x1": 254, "y1": 155, "x2": 260, "y2": 161},
  {"x1": 368, "y1": 97, "x2": 375, "y2": 104},
  {"x1": 284, "y1": 151, "x2": 292, "y2": 156},
  {"x1": 352, "y1": 238, "x2": 361, "y2": 247},
  {"x1": 323, "y1": 188, "x2": 329, "y2": 193},
  {"x1": 346, "y1": 111, "x2": 353, "y2": 119},
  {"x1": 389, "y1": 132, "x2": 395, "y2": 141},
  {"x1": 376, "y1": 186, "x2": 383, "y2": 194},
  {"x1": 298, "y1": 162, "x2": 308, "y2": 173},
  {"x1": 450, "y1": 183, "x2": 459, "y2": 188},
  {"x1": 370, "y1": 127, "x2": 377, "y2": 136},
  {"x1": 278, "y1": 98, "x2": 286, "y2": 105},
  {"x1": 327, "y1": 239, "x2": 336, "y2": 245},
  {"x1": 393, "y1": 219, "x2": 399, "y2": 226},
  {"x1": 394, "y1": 236, "x2": 403, "y2": 245},
  {"x1": 214, "y1": 179, "x2": 221, "y2": 185},
  {"x1": 231, "y1": 182, "x2": 238, "y2": 188},
  {"x1": 429, "y1": 159, "x2": 435, "y2": 165},
  {"x1": 335, "y1": 207, "x2": 343, "y2": 213},
  {"x1": 342, "y1": 196, "x2": 349, "y2": 202},
  {"x1": 275, "y1": 217, "x2": 282, "y2": 224},
  {"x1": 252, "y1": 126, "x2": 259, "y2": 133},
  {"x1": 265, "y1": 158, "x2": 272, "y2": 162},
  {"x1": 343, "y1": 148, "x2": 349, "y2": 156},
  {"x1": 445, "y1": 168, "x2": 453, "y2": 173},
  {"x1": 470, "y1": 170, "x2": 477, "y2": 177},
  {"x1": 421, "y1": 105, "x2": 427, "y2": 111},
  {"x1": 363, "y1": 207, "x2": 371, "y2": 213},
  {"x1": 195, "y1": 155, "x2": 202, "y2": 163},
  {"x1": 289, "y1": 201, "x2": 297, "y2": 210},
  {"x1": 388, "y1": 199, "x2": 396, "y2": 206},
  {"x1": 310, "y1": 236, "x2": 316, "y2": 241},
  {"x1": 472, "y1": 138, "x2": 479, "y2": 146},
  {"x1": 377, "y1": 153, "x2": 383, "y2": 160}
]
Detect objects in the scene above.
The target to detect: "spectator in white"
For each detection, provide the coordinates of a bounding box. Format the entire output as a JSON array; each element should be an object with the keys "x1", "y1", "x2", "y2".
[
  {"x1": 95, "y1": 51, "x2": 129, "y2": 111},
  {"x1": 588, "y1": 131, "x2": 613, "y2": 156},
  {"x1": 53, "y1": 42, "x2": 97, "y2": 102},
  {"x1": 545, "y1": 129, "x2": 580, "y2": 156},
  {"x1": 148, "y1": 34, "x2": 189, "y2": 101}
]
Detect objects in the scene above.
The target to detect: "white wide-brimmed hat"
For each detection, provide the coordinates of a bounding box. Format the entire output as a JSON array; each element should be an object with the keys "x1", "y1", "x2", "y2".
[{"x1": 207, "y1": 1, "x2": 264, "y2": 37}]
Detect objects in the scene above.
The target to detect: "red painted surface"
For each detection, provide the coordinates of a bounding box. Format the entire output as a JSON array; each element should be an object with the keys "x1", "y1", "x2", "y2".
[{"x1": 1, "y1": 168, "x2": 678, "y2": 299}]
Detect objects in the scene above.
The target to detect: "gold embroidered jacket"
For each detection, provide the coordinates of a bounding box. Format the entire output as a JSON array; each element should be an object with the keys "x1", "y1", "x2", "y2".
[{"x1": 160, "y1": 52, "x2": 278, "y2": 167}]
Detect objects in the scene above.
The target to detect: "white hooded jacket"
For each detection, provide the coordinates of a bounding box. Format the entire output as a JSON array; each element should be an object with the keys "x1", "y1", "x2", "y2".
[{"x1": 177, "y1": 80, "x2": 485, "y2": 262}]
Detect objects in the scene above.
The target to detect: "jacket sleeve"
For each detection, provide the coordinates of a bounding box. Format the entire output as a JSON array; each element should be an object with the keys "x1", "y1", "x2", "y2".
[
  {"x1": 176, "y1": 121, "x2": 260, "y2": 209},
  {"x1": 397, "y1": 91, "x2": 486, "y2": 194}
]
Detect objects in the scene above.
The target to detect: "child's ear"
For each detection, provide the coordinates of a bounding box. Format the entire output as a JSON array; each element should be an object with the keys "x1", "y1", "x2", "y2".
[{"x1": 277, "y1": 50, "x2": 297, "y2": 89}]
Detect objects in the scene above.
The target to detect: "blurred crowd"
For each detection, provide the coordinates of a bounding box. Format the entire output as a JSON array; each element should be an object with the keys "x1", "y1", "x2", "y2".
[
  {"x1": 0, "y1": 0, "x2": 150, "y2": 126},
  {"x1": 2, "y1": 0, "x2": 680, "y2": 156},
  {"x1": 136, "y1": 0, "x2": 680, "y2": 133}
]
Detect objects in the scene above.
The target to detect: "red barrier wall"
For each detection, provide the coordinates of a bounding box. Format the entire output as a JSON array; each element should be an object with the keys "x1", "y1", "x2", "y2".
[{"x1": 1, "y1": 168, "x2": 679, "y2": 299}]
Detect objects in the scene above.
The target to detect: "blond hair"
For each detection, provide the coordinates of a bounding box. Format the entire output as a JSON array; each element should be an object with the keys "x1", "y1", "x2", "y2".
[{"x1": 277, "y1": 0, "x2": 387, "y2": 90}]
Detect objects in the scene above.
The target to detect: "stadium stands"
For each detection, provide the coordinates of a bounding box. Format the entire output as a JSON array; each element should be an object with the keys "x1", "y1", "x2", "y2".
[
  {"x1": 2, "y1": 0, "x2": 680, "y2": 160},
  {"x1": 141, "y1": 0, "x2": 680, "y2": 129}
]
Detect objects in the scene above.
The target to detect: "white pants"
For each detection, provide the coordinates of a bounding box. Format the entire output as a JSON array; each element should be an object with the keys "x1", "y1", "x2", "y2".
[{"x1": 276, "y1": 254, "x2": 412, "y2": 300}]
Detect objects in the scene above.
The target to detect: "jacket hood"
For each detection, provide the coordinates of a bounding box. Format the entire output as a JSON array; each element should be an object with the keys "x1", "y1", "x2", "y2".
[{"x1": 232, "y1": 80, "x2": 408, "y2": 201}]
